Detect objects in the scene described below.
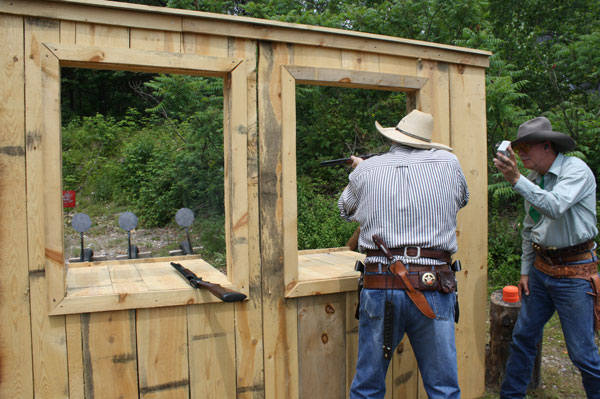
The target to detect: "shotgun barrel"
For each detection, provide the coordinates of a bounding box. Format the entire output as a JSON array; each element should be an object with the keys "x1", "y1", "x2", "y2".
[{"x1": 170, "y1": 262, "x2": 246, "y2": 302}]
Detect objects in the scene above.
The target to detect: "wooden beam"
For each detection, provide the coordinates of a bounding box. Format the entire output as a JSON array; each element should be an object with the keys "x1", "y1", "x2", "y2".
[
  {"x1": 0, "y1": 0, "x2": 491, "y2": 67},
  {"x1": 42, "y1": 42, "x2": 241, "y2": 76},
  {"x1": 285, "y1": 65, "x2": 427, "y2": 91}
]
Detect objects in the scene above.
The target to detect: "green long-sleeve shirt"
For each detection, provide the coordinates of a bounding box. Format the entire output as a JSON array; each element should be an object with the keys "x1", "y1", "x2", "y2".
[{"x1": 513, "y1": 153, "x2": 598, "y2": 275}]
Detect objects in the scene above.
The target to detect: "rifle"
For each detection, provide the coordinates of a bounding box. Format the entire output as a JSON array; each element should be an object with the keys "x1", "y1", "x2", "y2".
[
  {"x1": 319, "y1": 152, "x2": 384, "y2": 167},
  {"x1": 170, "y1": 262, "x2": 247, "y2": 302}
]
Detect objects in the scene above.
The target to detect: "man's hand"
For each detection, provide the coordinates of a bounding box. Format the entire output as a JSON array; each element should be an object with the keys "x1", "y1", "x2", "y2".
[
  {"x1": 350, "y1": 155, "x2": 364, "y2": 169},
  {"x1": 518, "y1": 275, "x2": 529, "y2": 297},
  {"x1": 493, "y1": 146, "x2": 520, "y2": 185}
]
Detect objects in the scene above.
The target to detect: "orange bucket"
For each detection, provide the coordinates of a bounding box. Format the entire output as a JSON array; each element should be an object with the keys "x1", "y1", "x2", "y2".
[{"x1": 502, "y1": 285, "x2": 520, "y2": 303}]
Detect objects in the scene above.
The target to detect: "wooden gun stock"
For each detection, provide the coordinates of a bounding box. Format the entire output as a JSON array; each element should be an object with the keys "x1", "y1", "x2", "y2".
[{"x1": 170, "y1": 262, "x2": 246, "y2": 302}]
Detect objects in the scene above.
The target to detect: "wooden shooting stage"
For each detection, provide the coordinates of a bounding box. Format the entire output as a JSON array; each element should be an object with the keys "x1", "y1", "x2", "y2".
[{"x1": 0, "y1": 1, "x2": 491, "y2": 398}]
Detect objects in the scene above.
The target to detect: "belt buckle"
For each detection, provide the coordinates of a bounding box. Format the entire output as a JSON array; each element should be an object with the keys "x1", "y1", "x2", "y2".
[{"x1": 404, "y1": 246, "x2": 421, "y2": 260}]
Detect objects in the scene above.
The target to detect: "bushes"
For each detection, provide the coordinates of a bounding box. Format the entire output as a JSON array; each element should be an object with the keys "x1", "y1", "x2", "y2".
[{"x1": 297, "y1": 176, "x2": 358, "y2": 250}]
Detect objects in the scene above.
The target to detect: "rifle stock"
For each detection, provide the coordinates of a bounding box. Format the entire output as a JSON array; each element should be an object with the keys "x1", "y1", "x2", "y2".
[
  {"x1": 170, "y1": 262, "x2": 246, "y2": 302},
  {"x1": 319, "y1": 152, "x2": 383, "y2": 167}
]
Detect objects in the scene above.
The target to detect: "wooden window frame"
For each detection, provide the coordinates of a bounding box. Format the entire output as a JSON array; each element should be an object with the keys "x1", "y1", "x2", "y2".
[
  {"x1": 281, "y1": 65, "x2": 428, "y2": 298},
  {"x1": 41, "y1": 43, "x2": 249, "y2": 315}
]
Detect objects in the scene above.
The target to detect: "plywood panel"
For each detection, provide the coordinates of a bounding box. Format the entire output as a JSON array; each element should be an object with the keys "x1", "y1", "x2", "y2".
[
  {"x1": 0, "y1": 13, "x2": 34, "y2": 399},
  {"x1": 258, "y1": 40, "x2": 299, "y2": 399},
  {"x1": 137, "y1": 306, "x2": 189, "y2": 399},
  {"x1": 188, "y1": 303, "x2": 236, "y2": 398},
  {"x1": 82, "y1": 311, "x2": 139, "y2": 398},
  {"x1": 449, "y1": 64, "x2": 488, "y2": 399},
  {"x1": 230, "y1": 37, "x2": 265, "y2": 399},
  {"x1": 24, "y1": 15, "x2": 70, "y2": 399}
]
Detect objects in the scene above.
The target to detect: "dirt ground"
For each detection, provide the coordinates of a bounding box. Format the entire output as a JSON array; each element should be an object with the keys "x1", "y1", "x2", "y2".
[{"x1": 64, "y1": 211, "x2": 185, "y2": 261}]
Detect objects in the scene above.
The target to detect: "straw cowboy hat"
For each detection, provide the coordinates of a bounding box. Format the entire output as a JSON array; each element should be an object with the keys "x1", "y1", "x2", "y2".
[
  {"x1": 511, "y1": 116, "x2": 576, "y2": 153},
  {"x1": 375, "y1": 110, "x2": 452, "y2": 151}
]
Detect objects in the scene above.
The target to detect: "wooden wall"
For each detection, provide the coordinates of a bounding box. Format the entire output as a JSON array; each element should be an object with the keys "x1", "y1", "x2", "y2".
[{"x1": 0, "y1": 1, "x2": 489, "y2": 398}]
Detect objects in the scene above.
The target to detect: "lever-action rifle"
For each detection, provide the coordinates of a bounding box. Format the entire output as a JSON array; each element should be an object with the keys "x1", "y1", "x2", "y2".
[
  {"x1": 171, "y1": 262, "x2": 247, "y2": 302},
  {"x1": 319, "y1": 152, "x2": 384, "y2": 167}
]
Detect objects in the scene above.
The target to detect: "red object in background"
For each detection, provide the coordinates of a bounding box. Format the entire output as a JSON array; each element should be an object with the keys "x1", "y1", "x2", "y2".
[
  {"x1": 63, "y1": 190, "x2": 76, "y2": 207},
  {"x1": 502, "y1": 285, "x2": 520, "y2": 303}
]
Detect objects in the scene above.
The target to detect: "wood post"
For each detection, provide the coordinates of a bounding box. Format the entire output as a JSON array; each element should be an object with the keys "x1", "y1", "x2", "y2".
[{"x1": 486, "y1": 289, "x2": 541, "y2": 390}]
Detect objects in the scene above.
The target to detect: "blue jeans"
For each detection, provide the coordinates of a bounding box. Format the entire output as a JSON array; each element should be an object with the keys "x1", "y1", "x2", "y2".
[
  {"x1": 500, "y1": 267, "x2": 600, "y2": 398},
  {"x1": 349, "y1": 288, "x2": 460, "y2": 399}
]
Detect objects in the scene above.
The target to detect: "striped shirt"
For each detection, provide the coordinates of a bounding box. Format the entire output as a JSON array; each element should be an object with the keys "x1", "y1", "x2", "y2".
[{"x1": 338, "y1": 144, "x2": 469, "y2": 265}]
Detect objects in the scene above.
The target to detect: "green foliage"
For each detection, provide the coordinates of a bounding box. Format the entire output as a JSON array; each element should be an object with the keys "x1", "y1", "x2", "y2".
[
  {"x1": 297, "y1": 177, "x2": 358, "y2": 250},
  {"x1": 487, "y1": 208, "x2": 524, "y2": 291}
]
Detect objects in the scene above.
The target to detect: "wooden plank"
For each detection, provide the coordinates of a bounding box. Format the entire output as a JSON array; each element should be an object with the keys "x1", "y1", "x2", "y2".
[
  {"x1": 224, "y1": 50, "x2": 249, "y2": 289},
  {"x1": 43, "y1": 42, "x2": 242, "y2": 76},
  {"x1": 137, "y1": 306, "x2": 189, "y2": 399},
  {"x1": 51, "y1": 288, "x2": 218, "y2": 315},
  {"x1": 449, "y1": 63, "x2": 487, "y2": 399},
  {"x1": 130, "y1": 27, "x2": 181, "y2": 52},
  {"x1": 75, "y1": 21, "x2": 129, "y2": 48},
  {"x1": 109, "y1": 263, "x2": 147, "y2": 293},
  {"x1": 0, "y1": 1, "x2": 491, "y2": 67},
  {"x1": 183, "y1": 32, "x2": 228, "y2": 57},
  {"x1": 389, "y1": 337, "x2": 419, "y2": 398},
  {"x1": 345, "y1": 293, "x2": 359, "y2": 397},
  {"x1": 258, "y1": 40, "x2": 299, "y2": 399},
  {"x1": 66, "y1": 266, "x2": 114, "y2": 296},
  {"x1": 0, "y1": 13, "x2": 34, "y2": 399},
  {"x1": 0, "y1": 0, "x2": 181, "y2": 32},
  {"x1": 229, "y1": 37, "x2": 265, "y2": 399},
  {"x1": 285, "y1": 66, "x2": 427, "y2": 91},
  {"x1": 23, "y1": 15, "x2": 70, "y2": 399},
  {"x1": 281, "y1": 64, "x2": 299, "y2": 292},
  {"x1": 188, "y1": 303, "x2": 236, "y2": 398},
  {"x1": 341, "y1": 49, "x2": 379, "y2": 72},
  {"x1": 65, "y1": 314, "x2": 85, "y2": 398},
  {"x1": 298, "y1": 293, "x2": 346, "y2": 399},
  {"x1": 82, "y1": 311, "x2": 139, "y2": 398},
  {"x1": 417, "y1": 60, "x2": 450, "y2": 146},
  {"x1": 293, "y1": 45, "x2": 342, "y2": 68}
]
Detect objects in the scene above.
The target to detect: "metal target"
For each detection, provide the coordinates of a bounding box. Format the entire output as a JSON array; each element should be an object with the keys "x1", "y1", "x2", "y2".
[
  {"x1": 72, "y1": 213, "x2": 92, "y2": 233},
  {"x1": 118, "y1": 211, "x2": 138, "y2": 231},
  {"x1": 175, "y1": 208, "x2": 195, "y2": 228}
]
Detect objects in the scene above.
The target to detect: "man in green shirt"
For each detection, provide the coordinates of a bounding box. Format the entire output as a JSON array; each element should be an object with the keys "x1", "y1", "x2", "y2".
[{"x1": 494, "y1": 116, "x2": 599, "y2": 398}]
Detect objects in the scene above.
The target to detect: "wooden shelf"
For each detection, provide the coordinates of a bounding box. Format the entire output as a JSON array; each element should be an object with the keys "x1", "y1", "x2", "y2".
[
  {"x1": 285, "y1": 248, "x2": 364, "y2": 298},
  {"x1": 50, "y1": 255, "x2": 245, "y2": 315}
]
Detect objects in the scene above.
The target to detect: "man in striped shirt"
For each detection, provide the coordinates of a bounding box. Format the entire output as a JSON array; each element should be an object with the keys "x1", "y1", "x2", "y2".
[{"x1": 339, "y1": 110, "x2": 469, "y2": 399}]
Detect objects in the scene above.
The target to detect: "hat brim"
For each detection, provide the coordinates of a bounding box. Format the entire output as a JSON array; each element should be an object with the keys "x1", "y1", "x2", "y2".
[
  {"x1": 375, "y1": 121, "x2": 453, "y2": 152},
  {"x1": 511, "y1": 130, "x2": 576, "y2": 153}
]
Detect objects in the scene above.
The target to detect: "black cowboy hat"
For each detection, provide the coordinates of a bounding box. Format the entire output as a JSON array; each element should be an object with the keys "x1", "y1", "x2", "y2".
[{"x1": 511, "y1": 116, "x2": 576, "y2": 153}]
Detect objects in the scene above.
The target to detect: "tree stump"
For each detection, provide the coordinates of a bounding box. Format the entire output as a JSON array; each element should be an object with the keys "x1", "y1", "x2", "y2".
[{"x1": 486, "y1": 289, "x2": 542, "y2": 390}]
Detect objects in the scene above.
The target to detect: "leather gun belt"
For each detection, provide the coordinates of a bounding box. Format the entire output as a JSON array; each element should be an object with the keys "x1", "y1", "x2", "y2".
[
  {"x1": 366, "y1": 247, "x2": 452, "y2": 264},
  {"x1": 363, "y1": 263, "x2": 455, "y2": 293},
  {"x1": 532, "y1": 240, "x2": 595, "y2": 266}
]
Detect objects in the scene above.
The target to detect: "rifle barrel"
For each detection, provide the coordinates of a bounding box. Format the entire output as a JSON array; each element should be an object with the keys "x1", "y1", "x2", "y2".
[{"x1": 319, "y1": 152, "x2": 383, "y2": 167}]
